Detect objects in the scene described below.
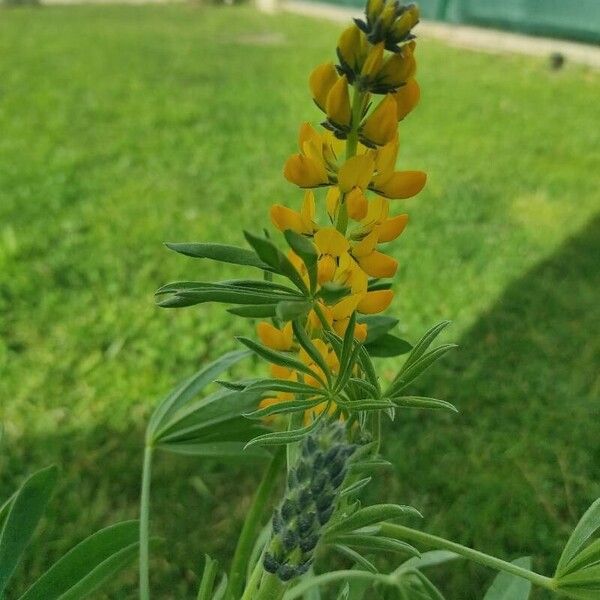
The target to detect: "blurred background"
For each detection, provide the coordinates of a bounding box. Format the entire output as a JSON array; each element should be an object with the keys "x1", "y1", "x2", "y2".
[{"x1": 1, "y1": 0, "x2": 599, "y2": 598}]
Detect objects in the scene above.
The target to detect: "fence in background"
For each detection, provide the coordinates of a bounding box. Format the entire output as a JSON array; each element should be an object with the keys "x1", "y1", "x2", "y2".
[{"x1": 316, "y1": 0, "x2": 600, "y2": 43}]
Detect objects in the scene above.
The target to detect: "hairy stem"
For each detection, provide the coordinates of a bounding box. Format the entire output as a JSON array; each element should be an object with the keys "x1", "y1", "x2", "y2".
[
  {"x1": 139, "y1": 444, "x2": 153, "y2": 600},
  {"x1": 227, "y1": 449, "x2": 286, "y2": 599},
  {"x1": 381, "y1": 523, "x2": 557, "y2": 591}
]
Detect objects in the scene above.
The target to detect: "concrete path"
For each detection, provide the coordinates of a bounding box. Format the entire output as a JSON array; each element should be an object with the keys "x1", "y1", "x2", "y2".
[{"x1": 284, "y1": 0, "x2": 600, "y2": 69}]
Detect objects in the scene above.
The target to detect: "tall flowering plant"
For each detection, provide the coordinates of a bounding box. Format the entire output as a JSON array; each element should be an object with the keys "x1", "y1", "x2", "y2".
[{"x1": 138, "y1": 1, "x2": 600, "y2": 599}]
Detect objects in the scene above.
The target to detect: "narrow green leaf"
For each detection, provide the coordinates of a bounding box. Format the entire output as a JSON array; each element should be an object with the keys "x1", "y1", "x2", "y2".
[
  {"x1": 327, "y1": 504, "x2": 422, "y2": 535},
  {"x1": 0, "y1": 465, "x2": 58, "y2": 596},
  {"x1": 158, "y1": 441, "x2": 271, "y2": 461},
  {"x1": 557, "y1": 499, "x2": 600, "y2": 576},
  {"x1": 244, "y1": 411, "x2": 325, "y2": 448},
  {"x1": 276, "y1": 300, "x2": 312, "y2": 321},
  {"x1": 359, "y1": 315, "x2": 399, "y2": 344},
  {"x1": 334, "y1": 545, "x2": 378, "y2": 573},
  {"x1": 196, "y1": 555, "x2": 219, "y2": 600},
  {"x1": 395, "y1": 550, "x2": 460, "y2": 573},
  {"x1": 332, "y1": 534, "x2": 420, "y2": 557},
  {"x1": 228, "y1": 305, "x2": 278, "y2": 318},
  {"x1": 292, "y1": 320, "x2": 332, "y2": 387},
  {"x1": 237, "y1": 337, "x2": 325, "y2": 386},
  {"x1": 165, "y1": 242, "x2": 273, "y2": 271},
  {"x1": 365, "y1": 334, "x2": 412, "y2": 358},
  {"x1": 244, "y1": 231, "x2": 308, "y2": 293},
  {"x1": 340, "y1": 478, "x2": 372, "y2": 498},
  {"x1": 348, "y1": 378, "x2": 380, "y2": 399},
  {"x1": 157, "y1": 285, "x2": 289, "y2": 309},
  {"x1": 338, "y1": 399, "x2": 395, "y2": 412},
  {"x1": 19, "y1": 521, "x2": 139, "y2": 600},
  {"x1": 388, "y1": 345, "x2": 457, "y2": 396},
  {"x1": 402, "y1": 321, "x2": 451, "y2": 370},
  {"x1": 357, "y1": 347, "x2": 380, "y2": 392},
  {"x1": 561, "y1": 539, "x2": 600, "y2": 576},
  {"x1": 245, "y1": 379, "x2": 323, "y2": 397},
  {"x1": 283, "y1": 230, "x2": 318, "y2": 293},
  {"x1": 148, "y1": 350, "x2": 249, "y2": 437},
  {"x1": 482, "y1": 557, "x2": 532, "y2": 600},
  {"x1": 244, "y1": 397, "x2": 324, "y2": 420},
  {"x1": 391, "y1": 396, "x2": 458, "y2": 413},
  {"x1": 316, "y1": 282, "x2": 351, "y2": 304},
  {"x1": 407, "y1": 570, "x2": 447, "y2": 600}
]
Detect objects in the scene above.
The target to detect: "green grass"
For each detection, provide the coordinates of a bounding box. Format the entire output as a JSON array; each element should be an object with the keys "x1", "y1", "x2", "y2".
[{"x1": 0, "y1": 3, "x2": 599, "y2": 598}]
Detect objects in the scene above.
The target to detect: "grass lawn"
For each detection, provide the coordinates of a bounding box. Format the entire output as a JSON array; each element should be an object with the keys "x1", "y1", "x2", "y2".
[{"x1": 1, "y1": 3, "x2": 599, "y2": 598}]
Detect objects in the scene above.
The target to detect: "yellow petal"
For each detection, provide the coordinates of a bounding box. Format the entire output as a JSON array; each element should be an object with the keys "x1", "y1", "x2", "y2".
[
  {"x1": 357, "y1": 251, "x2": 398, "y2": 278},
  {"x1": 377, "y1": 47, "x2": 416, "y2": 88},
  {"x1": 283, "y1": 154, "x2": 328, "y2": 188},
  {"x1": 337, "y1": 24, "x2": 366, "y2": 73},
  {"x1": 354, "y1": 322, "x2": 368, "y2": 342},
  {"x1": 326, "y1": 75, "x2": 352, "y2": 128},
  {"x1": 391, "y1": 5, "x2": 420, "y2": 39},
  {"x1": 298, "y1": 122, "x2": 321, "y2": 151},
  {"x1": 393, "y1": 78, "x2": 420, "y2": 121},
  {"x1": 361, "y1": 42, "x2": 384, "y2": 78},
  {"x1": 314, "y1": 226, "x2": 350, "y2": 257},
  {"x1": 338, "y1": 154, "x2": 375, "y2": 193},
  {"x1": 352, "y1": 228, "x2": 379, "y2": 258},
  {"x1": 309, "y1": 62, "x2": 339, "y2": 112},
  {"x1": 360, "y1": 95, "x2": 398, "y2": 147},
  {"x1": 257, "y1": 321, "x2": 293, "y2": 351},
  {"x1": 366, "y1": 0, "x2": 384, "y2": 22},
  {"x1": 378, "y1": 213, "x2": 409, "y2": 242},
  {"x1": 357, "y1": 289, "x2": 394, "y2": 314},
  {"x1": 346, "y1": 187, "x2": 368, "y2": 220},
  {"x1": 326, "y1": 187, "x2": 341, "y2": 221},
  {"x1": 376, "y1": 170, "x2": 426, "y2": 199},
  {"x1": 270, "y1": 363, "x2": 293, "y2": 379},
  {"x1": 270, "y1": 204, "x2": 305, "y2": 233},
  {"x1": 373, "y1": 137, "x2": 399, "y2": 185},
  {"x1": 332, "y1": 293, "x2": 362, "y2": 320},
  {"x1": 317, "y1": 255, "x2": 337, "y2": 284},
  {"x1": 362, "y1": 196, "x2": 390, "y2": 227}
]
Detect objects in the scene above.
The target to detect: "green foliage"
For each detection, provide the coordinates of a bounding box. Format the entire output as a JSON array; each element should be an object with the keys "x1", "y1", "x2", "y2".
[{"x1": 482, "y1": 558, "x2": 532, "y2": 600}]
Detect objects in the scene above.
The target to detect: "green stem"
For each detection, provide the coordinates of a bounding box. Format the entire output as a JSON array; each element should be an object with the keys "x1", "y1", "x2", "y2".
[
  {"x1": 335, "y1": 86, "x2": 365, "y2": 235},
  {"x1": 240, "y1": 557, "x2": 265, "y2": 600},
  {"x1": 381, "y1": 523, "x2": 557, "y2": 591},
  {"x1": 227, "y1": 449, "x2": 285, "y2": 599},
  {"x1": 139, "y1": 444, "x2": 153, "y2": 600}
]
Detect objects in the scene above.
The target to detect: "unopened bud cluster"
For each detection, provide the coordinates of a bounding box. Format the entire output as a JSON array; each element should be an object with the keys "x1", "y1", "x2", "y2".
[
  {"x1": 263, "y1": 423, "x2": 357, "y2": 581},
  {"x1": 358, "y1": 0, "x2": 419, "y2": 51}
]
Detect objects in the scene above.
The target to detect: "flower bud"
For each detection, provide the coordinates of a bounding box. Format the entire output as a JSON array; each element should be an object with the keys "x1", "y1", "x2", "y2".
[
  {"x1": 326, "y1": 76, "x2": 352, "y2": 128},
  {"x1": 360, "y1": 94, "x2": 398, "y2": 147},
  {"x1": 309, "y1": 62, "x2": 339, "y2": 112}
]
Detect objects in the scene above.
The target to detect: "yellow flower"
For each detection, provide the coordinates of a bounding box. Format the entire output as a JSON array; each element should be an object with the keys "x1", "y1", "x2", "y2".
[
  {"x1": 283, "y1": 123, "x2": 330, "y2": 188},
  {"x1": 351, "y1": 228, "x2": 398, "y2": 278},
  {"x1": 256, "y1": 321, "x2": 294, "y2": 351},
  {"x1": 361, "y1": 42, "x2": 384, "y2": 78},
  {"x1": 357, "y1": 289, "x2": 394, "y2": 314},
  {"x1": 314, "y1": 227, "x2": 350, "y2": 284},
  {"x1": 378, "y1": 213, "x2": 408, "y2": 242},
  {"x1": 309, "y1": 62, "x2": 339, "y2": 112},
  {"x1": 391, "y1": 5, "x2": 420, "y2": 40},
  {"x1": 331, "y1": 294, "x2": 368, "y2": 341},
  {"x1": 370, "y1": 137, "x2": 426, "y2": 198},
  {"x1": 376, "y1": 44, "x2": 416, "y2": 89},
  {"x1": 360, "y1": 95, "x2": 398, "y2": 147},
  {"x1": 393, "y1": 78, "x2": 420, "y2": 120},
  {"x1": 326, "y1": 75, "x2": 352, "y2": 128},
  {"x1": 337, "y1": 24, "x2": 367, "y2": 75},
  {"x1": 270, "y1": 191, "x2": 316, "y2": 234},
  {"x1": 338, "y1": 154, "x2": 375, "y2": 193}
]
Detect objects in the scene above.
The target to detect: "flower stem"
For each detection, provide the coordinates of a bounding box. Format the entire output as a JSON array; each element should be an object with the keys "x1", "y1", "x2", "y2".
[
  {"x1": 227, "y1": 449, "x2": 285, "y2": 599},
  {"x1": 139, "y1": 444, "x2": 153, "y2": 600},
  {"x1": 381, "y1": 523, "x2": 557, "y2": 591}
]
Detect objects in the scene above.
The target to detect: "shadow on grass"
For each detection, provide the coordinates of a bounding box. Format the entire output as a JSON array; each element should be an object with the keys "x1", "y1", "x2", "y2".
[
  {"x1": 3, "y1": 215, "x2": 599, "y2": 600},
  {"x1": 380, "y1": 214, "x2": 600, "y2": 598}
]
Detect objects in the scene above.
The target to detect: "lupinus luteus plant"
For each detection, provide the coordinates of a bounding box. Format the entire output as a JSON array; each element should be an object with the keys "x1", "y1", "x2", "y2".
[{"x1": 133, "y1": 2, "x2": 600, "y2": 600}]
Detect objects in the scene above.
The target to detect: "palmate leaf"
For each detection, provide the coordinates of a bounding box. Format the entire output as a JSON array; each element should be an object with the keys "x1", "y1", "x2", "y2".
[
  {"x1": 19, "y1": 521, "x2": 141, "y2": 600},
  {"x1": 148, "y1": 349, "x2": 250, "y2": 438},
  {"x1": 244, "y1": 397, "x2": 325, "y2": 420},
  {"x1": 332, "y1": 534, "x2": 420, "y2": 558},
  {"x1": 0, "y1": 465, "x2": 58, "y2": 596},
  {"x1": 165, "y1": 242, "x2": 273, "y2": 271},
  {"x1": 333, "y1": 545, "x2": 378, "y2": 573},
  {"x1": 276, "y1": 300, "x2": 312, "y2": 321},
  {"x1": 483, "y1": 557, "x2": 532, "y2": 600},
  {"x1": 244, "y1": 409, "x2": 326, "y2": 448},
  {"x1": 292, "y1": 320, "x2": 333, "y2": 387}
]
